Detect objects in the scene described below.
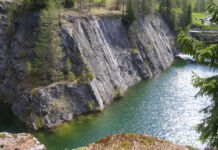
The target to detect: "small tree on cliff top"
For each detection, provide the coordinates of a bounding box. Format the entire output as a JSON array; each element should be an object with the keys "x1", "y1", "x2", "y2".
[{"x1": 33, "y1": 0, "x2": 64, "y2": 83}]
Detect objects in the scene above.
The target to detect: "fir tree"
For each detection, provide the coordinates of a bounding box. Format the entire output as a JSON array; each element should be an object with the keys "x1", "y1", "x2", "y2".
[
  {"x1": 141, "y1": 0, "x2": 154, "y2": 15},
  {"x1": 177, "y1": 1, "x2": 218, "y2": 147},
  {"x1": 186, "y1": 4, "x2": 192, "y2": 26},
  {"x1": 25, "y1": 61, "x2": 32, "y2": 75},
  {"x1": 66, "y1": 58, "x2": 72, "y2": 72},
  {"x1": 33, "y1": 0, "x2": 64, "y2": 83},
  {"x1": 122, "y1": 0, "x2": 136, "y2": 27}
]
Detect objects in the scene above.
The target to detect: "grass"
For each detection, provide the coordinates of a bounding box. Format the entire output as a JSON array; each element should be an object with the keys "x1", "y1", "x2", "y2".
[
  {"x1": 192, "y1": 12, "x2": 206, "y2": 25},
  {"x1": 191, "y1": 12, "x2": 218, "y2": 30}
]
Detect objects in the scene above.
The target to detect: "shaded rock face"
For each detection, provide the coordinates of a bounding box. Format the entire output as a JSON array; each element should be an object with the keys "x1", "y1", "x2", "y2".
[
  {"x1": 189, "y1": 30, "x2": 218, "y2": 43},
  {"x1": 0, "y1": 132, "x2": 46, "y2": 150},
  {"x1": 12, "y1": 82, "x2": 99, "y2": 130},
  {"x1": 0, "y1": 1, "x2": 179, "y2": 130}
]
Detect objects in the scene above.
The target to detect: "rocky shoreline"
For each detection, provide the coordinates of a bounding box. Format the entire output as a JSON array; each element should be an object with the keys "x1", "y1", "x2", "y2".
[{"x1": 0, "y1": 132, "x2": 46, "y2": 150}]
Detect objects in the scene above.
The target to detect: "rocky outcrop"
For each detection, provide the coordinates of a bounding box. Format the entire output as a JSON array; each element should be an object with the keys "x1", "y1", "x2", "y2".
[
  {"x1": 77, "y1": 133, "x2": 188, "y2": 150},
  {"x1": 12, "y1": 82, "x2": 100, "y2": 130},
  {"x1": 0, "y1": 1, "x2": 179, "y2": 130},
  {"x1": 189, "y1": 29, "x2": 218, "y2": 43},
  {"x1": 0, "y1": 132, "x2": 46, "y2": 150}
]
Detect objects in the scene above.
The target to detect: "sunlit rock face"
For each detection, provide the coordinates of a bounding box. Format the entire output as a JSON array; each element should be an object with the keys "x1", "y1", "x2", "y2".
[
  {"x1": 0, "y1": 0, "x2": 179, "y2": 130},
  {"x1": 0, "y1": 132, "x2": 46, "y2": 150},
  {"x1": 61, "y1": 14, "x2": 179, "y2": 109}
]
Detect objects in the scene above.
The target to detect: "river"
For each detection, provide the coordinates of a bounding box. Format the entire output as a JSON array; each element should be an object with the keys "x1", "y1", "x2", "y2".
[{"x1": 0, "y1": 59, "x2": 217, "y2": 150}]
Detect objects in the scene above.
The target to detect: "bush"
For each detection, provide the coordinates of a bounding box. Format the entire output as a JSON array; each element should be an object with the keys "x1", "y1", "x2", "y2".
[
  {"x1": 130, "y1": 48, "x2": 139, "y2": 55},
  {"x1": 79, "y1": 65, "x2": 95, "y2": 84},
  {"x1": 67, "y1": 71, "x2": 76, "y2": 82},
  {"x1": 88, "y1": 101, "x2": 93, "y2": 111},
  {"x1": 64, "y1": 0, "x2": 75, "y2": 8},
  {"x1": 25, "y1": 61, "x2": 32, "y2": 75},
  {"x1": 113, "y1": 88, "x2": 123, "y2": 99}
]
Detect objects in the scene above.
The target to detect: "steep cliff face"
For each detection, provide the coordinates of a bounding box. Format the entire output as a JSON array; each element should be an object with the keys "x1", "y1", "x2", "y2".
[
  {"x1": 0, "y1": 1, "x2": 179, "y2": 130},
  {"x1": 61, "y1": 14, "x2": 178, "y2": 109}
]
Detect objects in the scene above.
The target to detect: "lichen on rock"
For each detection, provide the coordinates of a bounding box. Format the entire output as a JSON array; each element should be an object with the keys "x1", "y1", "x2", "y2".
[{"x1": 0, "y1": 132, "x2": 46, "y2": 150}]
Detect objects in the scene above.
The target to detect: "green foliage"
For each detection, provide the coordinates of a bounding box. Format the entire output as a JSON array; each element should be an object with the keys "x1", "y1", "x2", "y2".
[
  {"x1": 79, "y1": 65, "x2": 94, "y2": 84},
  {"x1": 33, "y1": 0, "x2": 64, "y2": 84},
  {"x1": 88, "y1": 101, "x2": 93, "y2": 111},
  {"x1": 194, "y1": 0, "x2": 206, "y2": 12},
  {"x1": 67, "y1": 71, "x2": 76, "y2": 82},
  {"x1": 6, "y1": 1, "x2": 18, "y2": 35},
  {"x1": 113, "y1": 88, "x2": 123, "y2": 99},
  {"x1": 130, "y1": 48, "x2": 139, "y2": 55},
  {"x1": 33, "y1": 113, "x2": 43, "y2": 128},
  {"x1": 64, "y1": 0, "x2": 75, "y2": 8},
  {"x1": 0, "y1": 92, "x2": 11, "y2": 104},
  {"x1": 207, "y1": 0, "x2": 218, "y2": 24},
  {"x1": 181, "y1": 2, "x2": 192, "y2": 28},
  {"x1": 122, "y1": 0, "x2": 136, "y2": 28},
  {"x1": 66, "y1": 58, "x2": 72, "y2": 72},
  {"x1": 140, "y1": 0, "x2": 154, "y2": 15},
  {"x1": 25, "y1": 61, "x2": 32, "y2": 75},
  {"x1": 192, "y1": 74, "x2": 218, "y2": 147},
  {"x1": 177, "y1": 1, "x2": 218, "y2": 144}
]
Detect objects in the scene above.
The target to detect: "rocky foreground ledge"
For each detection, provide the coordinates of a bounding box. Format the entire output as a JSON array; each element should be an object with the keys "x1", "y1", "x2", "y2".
[
  {"x1": 76, "y1": 133, "x2": 189, "y2": 150},
  {"x1": 0, "y1": 132, "x2": 46, "y2": 150}
]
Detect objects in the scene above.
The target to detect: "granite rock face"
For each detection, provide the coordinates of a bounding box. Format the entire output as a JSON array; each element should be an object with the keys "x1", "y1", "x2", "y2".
[
  {"x1": 0, "y1": 1, "x2": 179, "y2": 130},
  {"x1": 0, "y1": 132, "x2": 46, "y2": 150}
]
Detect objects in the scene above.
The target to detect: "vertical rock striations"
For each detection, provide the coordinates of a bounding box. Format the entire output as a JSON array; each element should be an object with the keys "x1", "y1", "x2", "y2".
[
  {"x1": 61, "y1": 14, "x2": 179, "y2": 109},
  {"x1": 0, "y1": 1, "x2": 179, "y2": 130}
]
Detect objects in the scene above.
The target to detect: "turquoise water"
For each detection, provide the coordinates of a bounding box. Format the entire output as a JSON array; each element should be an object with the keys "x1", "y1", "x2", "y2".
[{"x1": 0, "y1": 59, "x2": 217, "y2": 150}]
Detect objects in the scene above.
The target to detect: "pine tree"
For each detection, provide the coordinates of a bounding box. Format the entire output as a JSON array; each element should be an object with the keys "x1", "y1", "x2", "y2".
[
  {"x1": 141, "y1": 0, "x2": 154, "y2": 15},
  {"x1": 177, "y1": 1, "x2": 218, "y2": 147},
  {"x1": 7, "y1": 0, "x2": 18, "y2": 34},
  {"x1": 25, "y1": 61, "x2": 32, "y2": 75},
  {"x1": 67, "y1": 71, "x2": 76, "y2": 81},
  {"x1": 33, "y1": 0, "x2": 64, "y2": 83},
  {"x1": 66, "y1": 58, "x2": 72, "y2": 72},
  {"x1": 186, "y1": 4, "x2": 192, "y2": 26},
  {"x1": 122, "y1": 0, "x2": 136, "y2": 27},
  {"x1": 64, "y1": 0, "x2": 75, "y2": 8}
]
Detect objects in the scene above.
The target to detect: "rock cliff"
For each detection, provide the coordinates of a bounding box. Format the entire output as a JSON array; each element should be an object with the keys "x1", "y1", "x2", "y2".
[{"x1": 0, "y1": 1, "x2": 179, "y2": 130}]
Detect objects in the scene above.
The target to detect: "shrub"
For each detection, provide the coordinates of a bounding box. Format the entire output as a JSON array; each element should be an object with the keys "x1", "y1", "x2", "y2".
[
  {"x1": 25, "y1": 61, "x2": 32, "y2": 75},
  {"x1": 79, "y1": 65, "x2": 95, "y2": 84},
  {"x1": 88, "y1": 101, "x2": 93, "y2": 111},
  {"x1": 113, "y1": 88, "x2": 123, "y2": 99},
  {"x1": 130, "y1": 48, "x2": 139, "y2": 55},
  {"x1": 67, "y1": 71, "x2": 76, "y2": 82}
]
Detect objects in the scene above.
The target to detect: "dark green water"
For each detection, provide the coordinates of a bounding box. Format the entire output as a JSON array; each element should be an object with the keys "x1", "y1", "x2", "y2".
[{"x1": 0, "y1": 59, "x2": 217, "y2": 150}]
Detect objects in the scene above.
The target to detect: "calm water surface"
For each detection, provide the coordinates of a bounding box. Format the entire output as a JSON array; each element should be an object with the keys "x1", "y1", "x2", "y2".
[{"x1": 0, "y1": 59, "x2": 217, "y2": 150}]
